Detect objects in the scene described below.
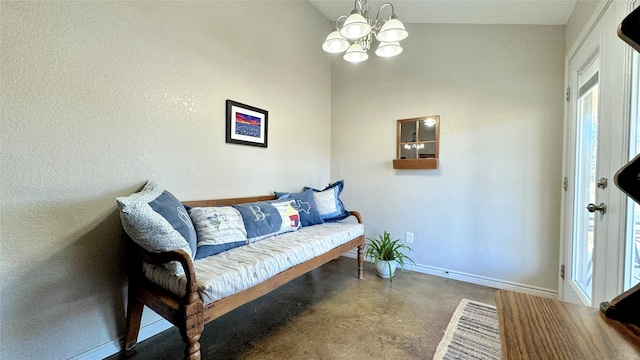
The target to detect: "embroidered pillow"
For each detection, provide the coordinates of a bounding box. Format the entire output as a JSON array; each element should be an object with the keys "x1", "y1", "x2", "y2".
[
  {"x1": 304, "y1": 180, "x2": 350, "y2": 222},
  {"x1": 232, "y1": 200, "x2": 300, "y2": 242},
  {"x1": 117, "y1": 181, "x2": 197, "y2": 274},
  {"x1": 270, "y1": 199, "x2": 302, "y2": 235},
  {"x1": 188, "y1": 206, "x2": 248, "y2": 259},
  {"x1": 274, "y1": 189, "x2": 324, "y2": 227}
]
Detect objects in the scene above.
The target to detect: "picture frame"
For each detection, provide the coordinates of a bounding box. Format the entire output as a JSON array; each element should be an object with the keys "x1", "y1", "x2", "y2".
[{"x1": 226, "y1": 99, "x2": 268, "y2": 148}]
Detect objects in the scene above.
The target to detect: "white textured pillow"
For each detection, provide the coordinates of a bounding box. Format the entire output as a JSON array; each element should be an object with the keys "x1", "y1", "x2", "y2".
[
  {"x1": 314, "y1": 190, "x2": 341, "y2": 217},
  {"x1": 304, "y1": 180, "x2": 350, "y2": 222}
]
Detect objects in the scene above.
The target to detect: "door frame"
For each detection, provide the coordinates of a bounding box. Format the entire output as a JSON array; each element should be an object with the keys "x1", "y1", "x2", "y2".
[
  {"x1": 621, "y1": 0, "x2": 640, "y2": 290},
  {"x1": 559, "y1": 0, "x2": 633, "y2": 306}
]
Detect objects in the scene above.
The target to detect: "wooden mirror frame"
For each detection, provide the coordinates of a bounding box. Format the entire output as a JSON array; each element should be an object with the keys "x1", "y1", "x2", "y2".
[{"x1": 393, "y1": 115, "x2": 440, "y2": 169}]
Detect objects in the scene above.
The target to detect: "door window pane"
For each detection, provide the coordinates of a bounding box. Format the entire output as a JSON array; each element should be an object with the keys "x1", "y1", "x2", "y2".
[{"x1": 573, "y1": 71, "x2": 599, "y2": 303}]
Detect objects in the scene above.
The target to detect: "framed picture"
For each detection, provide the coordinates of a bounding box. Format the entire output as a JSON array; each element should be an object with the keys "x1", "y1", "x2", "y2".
[{"x1": 226, "y1": 100, "x2": 268, "y2": 148}]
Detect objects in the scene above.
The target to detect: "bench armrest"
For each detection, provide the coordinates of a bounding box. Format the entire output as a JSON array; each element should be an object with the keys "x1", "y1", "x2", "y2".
[
  {"x1": 128, "y1": 240, "x2": 199, "y2": 302},
  {"x1": 349, "y1": 210, "x2": 363, "y2": 224}
]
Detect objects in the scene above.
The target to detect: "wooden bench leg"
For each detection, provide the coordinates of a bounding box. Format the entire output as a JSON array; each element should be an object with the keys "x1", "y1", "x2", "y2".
[
  {"x1": 181, "y1": 333, "x2": 201, "y2": 360},
  {"x1": 180, "y1": 297, "x2": 204, "y2": 360},
  {"x1": 124, "y1": 289, "x2": 144, "y2": 350},
  {"x1": 357, "y1": 242, "x2": 364, "y2": 279}
]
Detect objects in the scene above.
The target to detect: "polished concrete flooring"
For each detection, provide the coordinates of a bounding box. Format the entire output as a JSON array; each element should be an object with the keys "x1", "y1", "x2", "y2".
[{"x1": 110, "y1": 256, "x2": 497, "y2": 360}]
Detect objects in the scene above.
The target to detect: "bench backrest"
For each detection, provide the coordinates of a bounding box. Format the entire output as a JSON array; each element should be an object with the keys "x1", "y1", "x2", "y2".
[{"x1": 183, "y1": 195, "x2": 276, "y2": 208}]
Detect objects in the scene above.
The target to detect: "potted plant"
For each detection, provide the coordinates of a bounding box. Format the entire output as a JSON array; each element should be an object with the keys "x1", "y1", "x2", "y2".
[{"x1": 364, "y1": 231, "x2": 415, "y2": 282}]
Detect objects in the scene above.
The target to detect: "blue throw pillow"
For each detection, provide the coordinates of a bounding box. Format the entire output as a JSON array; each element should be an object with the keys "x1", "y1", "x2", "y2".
[
  {"x1": 303, "y1": 180, "x2": 350, "y2": 222},
  {"x1": 275, "y1": 189, "x2": 324, "y2": 227},
  {"x1": 233, "y1": 202, "x2": 282, "y2": 239}
]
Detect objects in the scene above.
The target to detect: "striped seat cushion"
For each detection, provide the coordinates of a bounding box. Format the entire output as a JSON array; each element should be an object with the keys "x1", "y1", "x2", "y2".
[{"x1": 142, "y1": 222, "x2": 364, "y2": 304}]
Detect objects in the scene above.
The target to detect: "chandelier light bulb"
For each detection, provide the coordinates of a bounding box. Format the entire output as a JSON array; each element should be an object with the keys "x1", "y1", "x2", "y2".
[
  {"x1": 375, "y1": 41, "x2": 403, "y2": 57},
  {"x1": 343, "y1": 43, "x2": 369, "y2": 63},
  {"x1": 376, "y1": 18, "x2": 408, "y2": 42},
  {"x1": 322, "y1": 30, "x2": 349, "y2": 53},
  {"x1": 340, "y1": 12, "x2": 372, "y2": 40}
]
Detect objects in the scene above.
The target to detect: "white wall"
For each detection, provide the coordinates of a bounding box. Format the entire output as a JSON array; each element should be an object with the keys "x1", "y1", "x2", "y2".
[
  {"x1": 0, "y1": 1, "x2": 331, "y2": 359},
  {"x1": 331, "y1": 24, "x2": 566, "y2": 294}
]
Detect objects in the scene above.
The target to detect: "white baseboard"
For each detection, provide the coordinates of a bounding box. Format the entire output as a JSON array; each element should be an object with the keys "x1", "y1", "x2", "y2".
[
  {"x1": 70, "y1": 317, "x2": 173, "y2": 360},
  {"x1": 341, "y1": 250, "x2": 558, "y2": 299}
]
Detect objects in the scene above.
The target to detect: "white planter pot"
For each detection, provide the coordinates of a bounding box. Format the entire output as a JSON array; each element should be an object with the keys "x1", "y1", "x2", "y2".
[{"x1": 375, "y1": 260, "x2": 397, "y2": 279}]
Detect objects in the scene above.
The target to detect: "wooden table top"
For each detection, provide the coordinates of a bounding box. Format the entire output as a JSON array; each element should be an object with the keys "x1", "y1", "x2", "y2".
[{"x1": 496, "y1": 290, "x2": 640, "y2": 359}]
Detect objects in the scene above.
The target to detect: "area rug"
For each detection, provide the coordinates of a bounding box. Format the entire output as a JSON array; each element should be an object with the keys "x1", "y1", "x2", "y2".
[{"x1": 432, "y1": 299, "x2": 502, "y2": 360}]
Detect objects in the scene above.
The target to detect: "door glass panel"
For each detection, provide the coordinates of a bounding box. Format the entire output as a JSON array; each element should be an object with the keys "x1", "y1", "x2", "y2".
[
  {"x1": 628, "y1": 200, "x2": 640, "y2": 290},
  {"x1": 625, "y1": 52, "x2": 640, "y2": 290},
  {"x1": 572, "y1": 63, "x2": 599, "y2": 304}
]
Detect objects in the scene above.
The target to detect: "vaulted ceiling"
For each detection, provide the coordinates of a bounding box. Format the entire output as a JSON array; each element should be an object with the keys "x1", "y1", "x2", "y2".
[{"x1": 309, "y1": 0, "x2": 577, "y2": 25}]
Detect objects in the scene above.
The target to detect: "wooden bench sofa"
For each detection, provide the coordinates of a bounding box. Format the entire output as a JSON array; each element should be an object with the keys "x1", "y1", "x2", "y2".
[{"x1": 122, "y1": 194, "x2": 365, "y2": 360}]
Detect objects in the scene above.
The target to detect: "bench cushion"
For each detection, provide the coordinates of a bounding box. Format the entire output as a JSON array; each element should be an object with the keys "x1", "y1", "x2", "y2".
[{"x1": 142, "y1": 222, "x2": 364, "y2": 304}]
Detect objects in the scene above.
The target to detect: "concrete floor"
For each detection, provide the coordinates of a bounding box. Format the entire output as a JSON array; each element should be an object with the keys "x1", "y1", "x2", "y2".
[{"x1": 110, "y1": 256, "x2": 497, "y2": 360}]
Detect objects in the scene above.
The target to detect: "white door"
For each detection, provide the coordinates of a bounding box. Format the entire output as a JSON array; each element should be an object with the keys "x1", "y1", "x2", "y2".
[{"x1": 560, "y1": 2, "x2": 627, "y2": 306}]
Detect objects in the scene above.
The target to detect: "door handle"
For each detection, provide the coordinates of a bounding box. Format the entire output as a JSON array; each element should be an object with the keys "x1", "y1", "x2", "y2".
[{"x1": 586, "y1": 202, "x2": 606, "y2": 214}]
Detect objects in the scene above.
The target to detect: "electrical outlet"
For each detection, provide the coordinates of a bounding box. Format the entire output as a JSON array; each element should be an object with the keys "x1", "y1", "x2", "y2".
[{"x1": 405, "y1": 232, "x2": 414, "y2": 244}]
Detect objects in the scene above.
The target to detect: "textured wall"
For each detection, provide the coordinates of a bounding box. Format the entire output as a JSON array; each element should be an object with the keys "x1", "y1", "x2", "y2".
[
  {"x1": 331, "y1": 24, "x2": 565, "y2": 294},
  {"x1": 0, "y1": 1, "x2": 331, "y2": 359}
]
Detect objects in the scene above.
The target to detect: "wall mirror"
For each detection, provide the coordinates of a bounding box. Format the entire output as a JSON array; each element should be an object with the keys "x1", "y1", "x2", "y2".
[{"x1": 393, "y1": 115, "x2": 440, "y2": 169}]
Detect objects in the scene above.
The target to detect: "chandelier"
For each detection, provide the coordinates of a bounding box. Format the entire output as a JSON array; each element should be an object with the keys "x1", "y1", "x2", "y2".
[{"x1": 322, "y1": 0, "x2": 408, "y2": 63}]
